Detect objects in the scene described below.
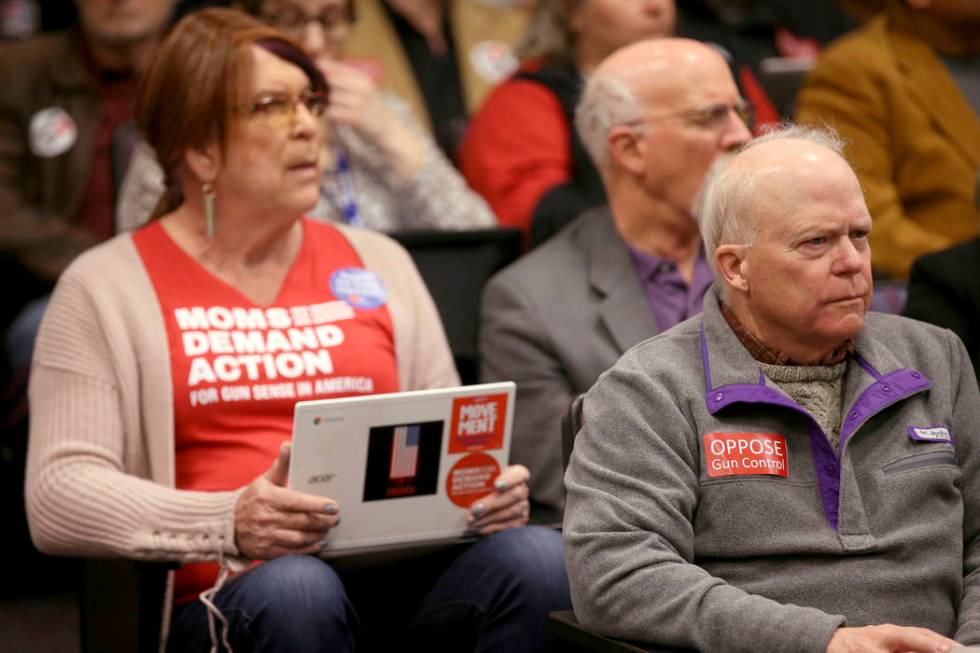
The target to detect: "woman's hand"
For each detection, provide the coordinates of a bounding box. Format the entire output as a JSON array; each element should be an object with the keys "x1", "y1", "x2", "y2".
[
  {"x1": 467, "y1": 464, "x2": 531, "y2": 535},
  {"x1": 234, "y1": 443, "x2": 340, "y2": 560},
  {"x1": 318, "y1": 59, "x2": 425, "y2": 181}
]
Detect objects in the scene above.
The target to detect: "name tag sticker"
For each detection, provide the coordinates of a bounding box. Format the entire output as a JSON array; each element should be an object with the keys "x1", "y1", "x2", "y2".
[
  {"x1": 907, "y1": 426, "x2": 952, "y2": 443},
  {"x1": 704, "y1": 432, "x2": 788, "y2": 478},
  {"x1": 329, "y1": 268, "x2": 387, "y2": 309}
]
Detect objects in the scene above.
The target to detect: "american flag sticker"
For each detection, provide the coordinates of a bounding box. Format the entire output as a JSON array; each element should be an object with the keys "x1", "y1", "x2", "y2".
[
  {"x1": 389, "y1": 424, "x2": 421, "y2": 479},
  {"x1": 363, "y1": 421, "x2": 443, "y2": 502}
]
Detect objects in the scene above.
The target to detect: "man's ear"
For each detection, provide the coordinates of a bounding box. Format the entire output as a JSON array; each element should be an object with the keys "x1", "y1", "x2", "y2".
[
  {"x1": 715, "y1": 244, "x2": 750, "y2": 293},
  {"x1": 607, "y1": 126, "x2": 646, "y2": 177},
  {"x1": 182, "y1": 141, "x2": 221, "y2": 185}
]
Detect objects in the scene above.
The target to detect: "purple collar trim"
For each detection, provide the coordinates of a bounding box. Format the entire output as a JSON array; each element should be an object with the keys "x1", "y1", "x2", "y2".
[{"x1": 699, "y1": 320, "x2": 932, "y2": 530}]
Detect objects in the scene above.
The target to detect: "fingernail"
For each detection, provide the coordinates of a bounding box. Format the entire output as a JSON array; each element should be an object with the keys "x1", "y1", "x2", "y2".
[
  {"x1": 325, "y1": 503, "x2": 338, "y2": 514},
  {"x1": 471, "y1": 503, "x2": 485, "y2": 518},
  {"x1": 494, "y1": 479, "x2": 508, "y2": 491}
]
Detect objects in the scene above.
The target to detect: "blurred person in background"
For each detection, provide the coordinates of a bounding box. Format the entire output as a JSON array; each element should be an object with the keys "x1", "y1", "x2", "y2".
[
  {"x1": 0, "y1": 0, "x2": 176, "y2": 370},
  {"x1": 120, "y1": 0, "x2": 497, "y2": 233},
  {"x1": 460, "y1": 0, "x2": 676, "y2": 247},
  {"x1": 796, "y1": 0, "x2": 980, "y2": 279},
  {"x1": 26, "y1": 9, "x2": 569, "y2": 652},
  {"x1": 343, "y1": 0, "x2": 528, "y2": 164},
  {"x1": 674, "y1": 0, "x2": 857, "y2": 118}
]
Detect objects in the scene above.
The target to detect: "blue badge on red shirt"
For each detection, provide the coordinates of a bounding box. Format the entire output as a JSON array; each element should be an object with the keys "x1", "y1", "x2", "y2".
[{"x1": 329, "y1": 268, "x2": 387, "y2": 309}]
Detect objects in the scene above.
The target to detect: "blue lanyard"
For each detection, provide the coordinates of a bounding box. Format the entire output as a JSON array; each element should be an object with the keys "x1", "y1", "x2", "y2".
[{"x1": 320, "y1": 149, "x2": 360, "y2": 227}]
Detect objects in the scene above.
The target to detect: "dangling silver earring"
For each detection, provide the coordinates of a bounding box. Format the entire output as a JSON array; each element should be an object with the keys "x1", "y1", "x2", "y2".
[{"x1": 202, "y1": 181, "x2": 216, "y2": 238}]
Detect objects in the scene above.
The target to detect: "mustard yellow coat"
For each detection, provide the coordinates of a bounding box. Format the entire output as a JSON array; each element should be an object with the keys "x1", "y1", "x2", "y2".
[
  {"x1": 345, "y1": 0, "x2": 527, "y2": 136},
  {"x1": 796, "y1": 4, "x2": 980, "y2": 278}
]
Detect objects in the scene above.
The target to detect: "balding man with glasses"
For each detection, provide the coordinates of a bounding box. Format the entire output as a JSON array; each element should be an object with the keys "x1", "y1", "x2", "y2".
[{"x1": 479, "y1": 38, "x2": 752, "y2": 519}]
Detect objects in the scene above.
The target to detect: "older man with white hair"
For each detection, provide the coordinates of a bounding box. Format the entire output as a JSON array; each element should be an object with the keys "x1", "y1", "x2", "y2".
[
  {"x1": 479, "y1": 37, "x2": 752, "y2": 517},
  {"x1": 564, "y1": 124, "x2": 980, "y2": 652}
]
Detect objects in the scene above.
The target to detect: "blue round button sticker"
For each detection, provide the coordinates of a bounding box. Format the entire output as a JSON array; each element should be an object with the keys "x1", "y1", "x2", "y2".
[{"x1": 329, "y1": 267, "x2": 388, "y2": 309}]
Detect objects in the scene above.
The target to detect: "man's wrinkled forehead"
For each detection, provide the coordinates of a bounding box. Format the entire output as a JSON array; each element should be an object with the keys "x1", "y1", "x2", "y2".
[
  {"x1": 733, "y1": 139, "x2": 851, "y2": 192},
  {"x1": 732, "y1": 139, "x2": 867, "y2": 231},
  {"x1": 622, "y1": 50, "x2": 735, "y2": 110},
  {"x1": 600, "y1": 38, "x2": 727, "y2": 85}
]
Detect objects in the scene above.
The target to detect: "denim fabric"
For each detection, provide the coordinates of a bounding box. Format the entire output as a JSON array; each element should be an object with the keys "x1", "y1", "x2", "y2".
[
  {"x1": 167, "y1": 555, "x2": 357, "y2": 653},
  {"x1": 167, "y1": 525, "x2": 570, "y2": 653},
  {"x1": 6, "y1": 294, "x2": 49, "y2": 369},
  {"x1": 410, "y1": 525, "x2": 571, "y2": 653}
]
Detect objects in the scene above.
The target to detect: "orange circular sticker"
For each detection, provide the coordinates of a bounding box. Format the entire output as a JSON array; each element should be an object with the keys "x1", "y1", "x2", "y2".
[{"x1": 446, "y1": 453, "x2": 500, "y2": 508}]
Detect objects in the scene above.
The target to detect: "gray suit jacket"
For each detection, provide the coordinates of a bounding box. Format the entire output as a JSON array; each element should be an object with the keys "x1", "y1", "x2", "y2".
[{"x1": 479, "y1": 207, "x2": 659, "y2": 513}]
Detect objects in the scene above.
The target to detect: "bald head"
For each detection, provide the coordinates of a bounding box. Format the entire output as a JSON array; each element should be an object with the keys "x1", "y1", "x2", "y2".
[
  {"x1": 576, "y1": 38, "x2": 735, "y2": 168},
  {"x1": 698, "y1": 125, "x2": 852, "y2": 277}
]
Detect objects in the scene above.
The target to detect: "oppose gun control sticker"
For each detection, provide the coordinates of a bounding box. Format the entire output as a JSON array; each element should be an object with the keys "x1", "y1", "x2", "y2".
[{"x1": 704, "y1": 432, "x2": 788, "y2": 478}]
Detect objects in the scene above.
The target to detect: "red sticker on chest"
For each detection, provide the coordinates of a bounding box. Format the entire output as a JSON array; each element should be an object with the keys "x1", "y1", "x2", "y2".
[{"x1": 703, "y1": 432, "x2": 788, "y2": 478}]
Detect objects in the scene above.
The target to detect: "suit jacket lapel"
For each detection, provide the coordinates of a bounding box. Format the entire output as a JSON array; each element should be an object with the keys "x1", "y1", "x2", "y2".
[
  {"x1": 888, "y1": 5, "x2": 980, "y2": 167},
  {"x1": 581, "y1": 208, "x2": 660, "y2": 355}
]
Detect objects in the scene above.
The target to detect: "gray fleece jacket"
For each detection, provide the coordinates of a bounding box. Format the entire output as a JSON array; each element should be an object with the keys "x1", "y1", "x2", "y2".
[{"x1": 564, "y1": 284, "x2": 980, "y2": 653}]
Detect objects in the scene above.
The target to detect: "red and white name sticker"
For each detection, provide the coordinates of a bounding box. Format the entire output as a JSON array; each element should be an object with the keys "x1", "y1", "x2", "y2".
[
  {"x1": 448, "y1": 393, "x2": 508, "y2": 454},
  {"x1": 704, "y1": 432, "x2": 788, "y2": 478}
]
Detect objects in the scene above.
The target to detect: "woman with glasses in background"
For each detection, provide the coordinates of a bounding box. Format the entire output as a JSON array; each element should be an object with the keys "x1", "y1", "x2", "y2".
[
  {"x1": 118, "y1": 0, "x2": 497, "y2": 233},
  {"x1": 26, "y1": 9, "x2": 569, "y2": 653}
]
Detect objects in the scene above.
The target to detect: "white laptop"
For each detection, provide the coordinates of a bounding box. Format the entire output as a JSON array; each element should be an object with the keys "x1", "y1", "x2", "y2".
[{"x1": 288, "y1": 382, "x2": 515, "y2": 557}]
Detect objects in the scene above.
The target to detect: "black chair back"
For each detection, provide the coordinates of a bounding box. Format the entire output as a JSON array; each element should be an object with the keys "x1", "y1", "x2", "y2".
[
  {"x1": 388, "y1": 228, "x2": 521, "y2": 385},
  {"x1": 81, "y1": 559, "x2": 172, "y2": 652},
  {"x1": 561, "y1": 393, "x2": 585, "y2": 474}
]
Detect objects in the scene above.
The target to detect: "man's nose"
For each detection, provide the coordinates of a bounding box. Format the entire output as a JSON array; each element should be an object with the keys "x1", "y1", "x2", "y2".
[
  {"x1": 832, "y1": 237, "x2": 867, "y2": 276},
  {"x1": 720, "y1": 111, "x2": 752, "y2": 151}
]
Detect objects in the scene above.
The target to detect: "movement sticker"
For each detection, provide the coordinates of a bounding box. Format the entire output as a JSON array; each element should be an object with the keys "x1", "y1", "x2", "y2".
[
  {"x1": 446, "y1": 452, "x2": 500, "y2": 508},
  {"x1": 704, "y1": 432, "x2": 788, "y2": 478},
  {"x1": 448, "y1": 393, "x2": 507, "y2": 453}
]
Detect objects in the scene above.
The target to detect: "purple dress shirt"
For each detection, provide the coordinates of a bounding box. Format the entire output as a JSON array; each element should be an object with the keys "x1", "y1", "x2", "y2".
[{"x1": 627, "y1": 246, "x2": 714, "y2": 331}]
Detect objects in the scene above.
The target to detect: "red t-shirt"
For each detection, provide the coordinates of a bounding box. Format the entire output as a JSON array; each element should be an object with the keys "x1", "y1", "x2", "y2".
[{"x1": 133, "y1": 218, "x2": 399, "y2": 604}]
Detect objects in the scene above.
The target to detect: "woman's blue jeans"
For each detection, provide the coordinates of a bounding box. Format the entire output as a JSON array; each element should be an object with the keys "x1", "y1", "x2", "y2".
[{"x1": 166, "y1": 525, "x2": 570, "y2": 652}]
